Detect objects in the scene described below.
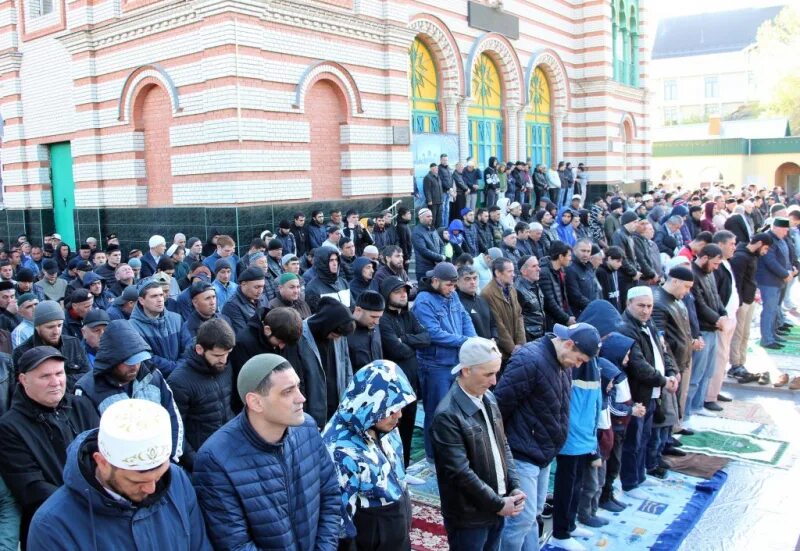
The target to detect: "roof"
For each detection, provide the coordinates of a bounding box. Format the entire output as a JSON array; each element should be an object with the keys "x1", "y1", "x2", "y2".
[
  {"x1": 653, "y1": 117, "x2": 790, "y2": 142},
  {"x1": 652, "y1": 6, "x2": 784, "y2": 59}
]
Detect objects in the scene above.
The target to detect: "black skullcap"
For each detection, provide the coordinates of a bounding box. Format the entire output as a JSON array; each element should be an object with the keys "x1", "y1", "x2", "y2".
[
  {"x1": 268, "y1": 239, "x2": 283, "y2": 251},
  {"x1": 239, "y1": 266, "x2": 265, "y2": 282},
  {"x1": 190, "y1": 280, "x2": 214, "y2": 298},
  {"x1": 356, "y1": 290, "x2": 385, "y2": 312},
  {"x1": 669, "y1": 266, "x2": 694, "y2": 282}
]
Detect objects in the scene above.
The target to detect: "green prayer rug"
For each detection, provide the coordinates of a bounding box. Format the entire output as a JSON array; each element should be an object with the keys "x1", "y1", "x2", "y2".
[{"x1": 678, "y1": 429, "x2": 790, "y2": 468}]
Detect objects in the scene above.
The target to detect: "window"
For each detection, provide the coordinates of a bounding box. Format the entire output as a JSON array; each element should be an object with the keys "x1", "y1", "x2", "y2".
[
  {"x1": 704, "y1": 76, "x2": 719, "y2": 99},
  {"x1": 612, "y1": 0, "x2": 639, "y2": 87},
  {"x1": 663, "y1": 107, "x2": 679, "y2": 126},
  {"x1": 663, "y1": 80, "x2": 677, "y2": 101},
  {"x1": 408, "y1": 38, "x2": 441, "y2": 134},
  {"x1": 29, "y1": 0, "x2": 54, "y2": 18}
]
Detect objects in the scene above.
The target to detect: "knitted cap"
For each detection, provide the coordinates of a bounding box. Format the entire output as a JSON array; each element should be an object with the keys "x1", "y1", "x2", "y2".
[{"x1": 34, "y1": 300, "x2": 65, "y2": 326}]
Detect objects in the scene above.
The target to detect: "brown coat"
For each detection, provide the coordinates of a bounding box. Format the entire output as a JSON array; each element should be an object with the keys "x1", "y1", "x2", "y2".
[{"x1": 480, "y1": 280, "x2": 525, "y2": 359}]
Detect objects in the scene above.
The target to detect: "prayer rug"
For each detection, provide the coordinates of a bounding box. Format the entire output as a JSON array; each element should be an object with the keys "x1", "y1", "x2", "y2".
[{"x1": 677, "y1": 428, "x2": 790, "y2": 468}]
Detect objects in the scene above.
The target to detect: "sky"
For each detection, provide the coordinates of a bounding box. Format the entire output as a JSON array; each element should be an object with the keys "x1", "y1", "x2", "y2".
[{"x1": 648, "y1": 0, "x2": 791, "y2": 21}]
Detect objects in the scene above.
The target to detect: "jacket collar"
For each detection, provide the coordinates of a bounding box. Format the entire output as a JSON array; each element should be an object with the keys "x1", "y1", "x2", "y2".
[{"x1": 452, "y1": 382, "x2": 482, "y2": 418}]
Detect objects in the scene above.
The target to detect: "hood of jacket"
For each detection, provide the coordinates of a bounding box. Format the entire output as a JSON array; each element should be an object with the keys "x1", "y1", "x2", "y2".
[
  {"x1": 600, "y1": 331, "x2": 634, "y2": 368},
  {"x1": 447, "y1": 219, "x2": 465, "y2": 246},
  {"x1": 93, "y1": 319, "x2": 152, "y2": 374},
  {"x1": 487, "y1": 156, "x2": 498, "y2": 170},
  {"x1": 351, "y1": 257, "x2": 374, "y2": 284},
  {"x1": 328, "y1": 359, "x2": 415, "y2": 436},
  {"x1": 313, "y1": 247, "x2": 340, "y2": 284},
  {"x1": 703, "y1": 201, "x2": 716, "y2": 221},
  {"x1": 577, "y1": 299, "x2": 622, "y2": 337},
  {"x1": 63, "y1": 429, "x2": 171, "y2": 515},
  {"x1": 556, "y1": 206, "x2": 575, "y2": 228},
  {"x1": 82, "y1": 271, "x2": 104, "y2": 288}
]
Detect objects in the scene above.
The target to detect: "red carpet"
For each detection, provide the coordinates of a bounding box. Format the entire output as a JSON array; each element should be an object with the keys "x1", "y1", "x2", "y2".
[{"x1": 411, "y1": 500, "x2": 449, "y2": 551}]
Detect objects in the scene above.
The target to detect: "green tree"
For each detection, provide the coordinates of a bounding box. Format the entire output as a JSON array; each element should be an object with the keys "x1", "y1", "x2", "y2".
[{"x1": 753, "y1": 6, "x2": 800, "y2": 134}]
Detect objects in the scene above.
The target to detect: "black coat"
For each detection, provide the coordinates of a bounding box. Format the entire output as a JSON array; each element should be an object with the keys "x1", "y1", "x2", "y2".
[
  {"x1": 617, "y1": 310, "x2": 674, "y2": 404},
  {"x1": 347, "y1": 324, "x2": 382, "y2": 373},
  {"x1": 430, "y1": 383, "x2": 519, "y2": 528},
  {"x1": 0, "y1": 386, "x2": 98, "y2": 543},
  {"x1": 476, "y1": 222, "x2": 495, "y2": 255},
  {"x1": 457, "y1": 289, "x2": 497, "y2": 340},
  {"x1": 611, "y1": 227, "x2": 640, "y2": 299},
  {"x1": 423, "y1": 172, "x2": 443, "y2": 205},
  {"x1": 515, "y1": 277, "x2": 545, "y2": 341},
  {"x1": 395, "y1": 220, "x2": 413, "y2": 268},
  {"x1": 729, "y1": 243, "x2": 759, "y2": 304},
  {"x1": 691, "y1": 263, "x2": 726, "y2": 331},
  {"x1": 305, "y1": 248, "x2": 350, "y2": 313},
  {"x1": 595, "y1": 265, "x2": 622, "y2": 312},
  {"x1": 724, "y1": 214, "x2": 752, "y2": 245},
  {"x1": 221, "y1": 287, "x2": 269, "y2": 337},
  {"x1": 13, "y1": 333, "x2": 90, "y2": 394},
  {"x1": 651, "y1": 286, "x2": 693, "y2": 371},
  {"x1": 379, "y1": 306, "x2": 430, "y2": 392},
  {"x1": 168, "y1": 349, "x2": 234, "y2": 471},
  {"x1": 538, "y1": 260, "x2": 572, "y2": 329},
  {"x1": 0, "y1": 309, "x2": 20, "y2": 334},
  {"x1": 290, "y1": 223, "x2": 308, "y2": 257},
  {"x1": 565, "y1": 260, "x2": 599, "y2": 319}
]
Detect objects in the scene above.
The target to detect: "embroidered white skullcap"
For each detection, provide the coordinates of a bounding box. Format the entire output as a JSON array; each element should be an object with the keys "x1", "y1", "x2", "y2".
[
  {"x1": 98, "y1": 399, "x2": 172, "y2": 471},
  {"x1": 148, "y1": 235, "x2": 166, "y2": 248},
  {"x1": 626, "y1": 285, "x2": 653, "y2": 301},
  {"x1": 665, "y1": 255, "x2": 690, "y2": 270}
]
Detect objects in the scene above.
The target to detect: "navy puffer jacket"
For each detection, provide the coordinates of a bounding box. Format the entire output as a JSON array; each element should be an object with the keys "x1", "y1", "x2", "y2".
[
  {"x1": 193, "y1": 413, "x2": 341, "y2": 550},
  {"x1": 493, "y1": 336, "x2": 571, "y2": 467}
]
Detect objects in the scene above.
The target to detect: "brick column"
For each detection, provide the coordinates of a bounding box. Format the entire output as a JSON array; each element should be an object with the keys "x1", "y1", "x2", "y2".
[{"x1": 459, "y1": 98, "x2": 472, "y2": 161}]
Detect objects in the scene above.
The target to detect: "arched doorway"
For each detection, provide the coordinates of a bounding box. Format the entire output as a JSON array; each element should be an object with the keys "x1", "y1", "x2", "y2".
[
  {"x1": 408, "y1": 37, "x2": 441, "y2": 134},
  {"x1": 775, "y1": 162, "x2": 800, "y2": 195},
  {"x1": 133, "y1": 84, "x2": 173, "y2": 207},
  {"x1": 468, "y1": 53, "x2": 504, "y2": 168},
  {"x1": 306, "y1": 80, "x2": 347, "y2": 200},
  {"x1": 526, "y1": 66, "x2": 552, "y2": 167}
]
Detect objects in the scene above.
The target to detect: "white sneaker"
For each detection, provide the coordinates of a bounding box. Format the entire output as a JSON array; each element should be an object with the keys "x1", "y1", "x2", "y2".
[
  {"x1": 549, "y1": 537, "x2": 586, "y2": 550},
  {"x1": 640, "y1": 477, "x2": 660, "y2": 487},
  {"x1": 405, "y1": 474, "x2": 426, "y2": 485},
  {"x1": 570, "y1": 526, "x2": 594, "y2": 538},
  {"x1": 623, "y1": 487, "x2": 649, "y2": 500}
]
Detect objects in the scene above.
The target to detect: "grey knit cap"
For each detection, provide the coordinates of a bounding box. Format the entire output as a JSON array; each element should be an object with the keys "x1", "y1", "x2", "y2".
[{"x1": 34, "y1": 300, "x2": 66, "y2": 326}]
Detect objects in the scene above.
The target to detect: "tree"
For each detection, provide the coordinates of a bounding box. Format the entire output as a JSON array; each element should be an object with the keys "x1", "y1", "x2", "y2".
[{"x1": 753, "y1": 6, "x2": 800, "y2": 135}]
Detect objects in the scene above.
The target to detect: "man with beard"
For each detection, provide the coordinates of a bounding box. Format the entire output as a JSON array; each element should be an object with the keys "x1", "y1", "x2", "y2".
[
  {"x1": 75, "y1": 319, "x2": 183, "y2": 463},
  {"x1": 221, "y1": 267, "x2": 268, "y2": 336},
  {"x1": 27, "y1": 399, "x2": 210, "y2": 551},
  {"x1": 0, "y1": 347, "x2": 99, "y2": 547},
  {"x1": 611, "y1": 211, "x2": 643, "y2": 305},
  {"x1": 348, "y1": 291, "x2": 385, "y2": 373},
  {"x1": 305, "y1": 248, "x2": 350, "y2": 313},
  {"x1": 379, "y1": 277, "x2": 430, "y2": 468},
  {"x1": 476, "y1": 208, "x2": 495, "y2": 254},
  {"x1": 412, "y1": 208, "x2": 445, "y2": 278},
  {"x1": 34, "y1": 260, "x2": 67, "y2": 303},
  {"x1": 461, "y1": 208, "x2": 479, "y2": 256},
  {"x1": 456, "y1": 265, "x2": 497, "y2": 341},
  {"x1": 168, "y1": 319, "x2": 236, "y2": 472},
  {"x1": 372, "y1": 245, "x2": 410, "y2": 293},
  {"x1": 372, "y1": 211, "x2": 398, "y2": 251}
]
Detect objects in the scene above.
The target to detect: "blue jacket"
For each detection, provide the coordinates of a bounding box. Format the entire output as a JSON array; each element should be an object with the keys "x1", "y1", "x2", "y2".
[
  {"x1": 411, "y1": 223, "x2": 444, "y2": 277},
  {"x1": 322, "y1": 360, "x2": 415, "y2": 539},
  {"x1": 28, "y1": 430, "x2": 210, "y2": 551},
  {"x1": 212, "y1": 280, "x2": 238, "y2": 310},
  {"x1": 347, "y1": 257, "x2": 374, "y2": 304},
  {"x1": 412, "y1": 278, "x2": 476, "y2": 368},
  {"x1": 555, "y1": 207, "x2": 577, "y2": 247},
  {"x1": 75, "y1": 320, "x2": 184, "y2": 463},
  {"x1": 756, "y1": 231, "x2": 791, "y2": 288},
  {"x1": 462, "y1": 221, "x2": 479, "y2": 255},
  {"x1": 306, "y1": 221, "x2": 328, "y2": 250},
  {"x1": 493, "y1": 337, "x2": 571, "y2": 467},
  {"x1": 193, "y1": 413, "x2": 341, "y2": 551},
  {"x1": 203, "y1": 252, "x2": 240, "y2": 283},
  {"x1": 599, "y1": 332, "x2": 634, "y2": 418},
  {"x1": 560, "y1": 357, "x2": 602, "y2": 456},
  {"x1": 129, "y1": 304, "x2": 185, "y2": 377}
]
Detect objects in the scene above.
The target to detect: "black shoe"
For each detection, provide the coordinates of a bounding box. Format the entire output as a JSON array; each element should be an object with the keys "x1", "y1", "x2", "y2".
[
  {"x1": 776, "y1": 328, "x2": 790, "y2": 335},
  {"x1": 647, "y1": 467, "x2": 668, "y2": 479},
  {"x1": 775, "y1": 336, "x2": 788, "y2": 343},
  {"x1": 717, "y1": 393, "x2": 733, "y2": 402},
  {"x1": 704, "y1": 401, "x2": 723, "y2": 412},
  {"x1": 761, "y1": 342, "x2": 784, "y2": 350},
  {"x1": 658, "y1": 459, "x2": 671, "y2": 469},
  {"x1": 758, "y1": 373, "x2": 771, "y2": 385},
  {"x1": 663, "y1": 447, "x2": 687, "y2": 457},
  {"x1": 541, "y1": 502, "x2": 553, "y2": 519},
  {"x1": 669, "y1": 439, "x2": 684, "y2": 447},
  {"x1": 780, "y1": 323, "x2": 794, "y2": 331},
  {"x1": 737, "y1": 372, "x2": 761, "y2": 384},
  {"x1": 728, "y1": 365, "x2": 747, "y2": 379},
  {"x1": 675, "y1": 428, "x2": 695, "y2": 436}
]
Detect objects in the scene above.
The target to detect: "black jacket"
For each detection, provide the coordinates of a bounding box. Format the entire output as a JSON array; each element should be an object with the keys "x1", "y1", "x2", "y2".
[
  {"x1": 411, "y1": 223, "x2": 444, "y2": 278},
  {"x1": 305, "y1": 248, "x2": 350, "y2": 313},
  {"x1": 595, "y1": 265, "x2": 622, "y2": 312},
  {"x1": 724, "y1": 214, "x2": 752, "y2": 245},
  {"x1": 476, "y1": 221, "x2": 494, "y2": 255},
  {"x1": 438, "y1": 164, "x2": 453, "y2": 191},
  {"x1": 430, "y1": 383, "x2": 519, "y2": 528},
  {"x1": 0, "y1": 386, "x2": 99, "y2": 543},
  {"x1": 13, "y1": 333, "x2": 90, "y2": 394},
  {"x1": 611, "y1": 226, "x2": 640, "y2": 293},
  {"x1": 565, "y1": 260, "x2": 599, "y2": 319},
  {"x1": 395, "y1": 220, "x2": 413, "y2": 268},
  {"x1": 651, "y1": 286, "x2": 692, "y2": 371},
  {"x1": 221, "y1": 287, "x2": 269, "y2": 337},
  {"x1": 0, "y1": 309, "x2": 21, "y2": 334},
  {"x1": 379, "y1": 304, "x2": 429, "y2": 392},
  {"x1": 538, "y1": 260, "x2": 572, "y2": 329},
  {"x1": 515, "y1": 277, "x2": 545, "y2": 341},
  {"x1": 729, "y1": 243, "x2": 758, "y2": 304},
  {"x1": 290, "y1": 223, "x2": 308, "y2": 257},
  {"x1": 168, "y1": 349, "x2": 234, "y2": 471},
  {"x1": 691, "y1": 263, "x2": 726, "y2": 331},
  {"x1": 632, "y1": 233, "x2": 658, "y2": 281},
  {"x1": 617, "y1": 310, "x2": 673, "y2": 404},
  {"x1": 347, "y1": 324, "x2": 382, "y2": 373},
  {"x1": 457, "y1": 289, "x2": 497, "y2": 341},
  {"x1": 423, "y1": 172, "x2": 443, "y2": 205},
  {"x1": 715, "y1": 261, "x2": 734, "y2": 307}
]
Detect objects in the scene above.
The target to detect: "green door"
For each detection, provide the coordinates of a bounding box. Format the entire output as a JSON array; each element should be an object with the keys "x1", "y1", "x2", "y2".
[{"x1": 49, "y1": 142, "x2": 76, "y2": 249}]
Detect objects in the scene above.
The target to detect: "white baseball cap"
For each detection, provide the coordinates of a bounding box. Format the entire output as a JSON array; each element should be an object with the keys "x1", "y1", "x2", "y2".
[
  {"x1": 98, "y1": 399, "x2": 172, "y2": 471},
  {"x1": 451, "y1": 337, "x2": 502, "y2": 375}
]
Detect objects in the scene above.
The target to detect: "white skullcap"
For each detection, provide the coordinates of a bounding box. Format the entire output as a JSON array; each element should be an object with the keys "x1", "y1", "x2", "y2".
[
  {"x1": 166, "y1": 244, "x2": 179, "y2": 257},
  {"x1": 148, "y1": 235, "x2": 166, "y2": 248},
  {"x1": 529, "y1": 222, "x2": 543, "y2": 231},
  {"x1": 665, "y1": 255, "x2": 690, "y2": 270},
  {"x1": 627, "y1": 285, "x2": 653, "y2": 301},
  {"x1": 98, "y1": 399, "x2": 172, "y2": 471},
  {"x1": 363, "y1": 245, "x2": 379, "y2": 256}
]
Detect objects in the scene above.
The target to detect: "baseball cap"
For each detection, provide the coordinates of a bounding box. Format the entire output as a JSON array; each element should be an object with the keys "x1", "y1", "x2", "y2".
[
  {"x1": 113, "y1": 285, "x2": 139, "y2": 306},
  {"x1": 426, "y1": 262, "x2": 458, "y2": 281},
  {"x1": 553, "y1": 323, "x2": 601, "y2": 358},
  {"x1": 84, "y1": 309, "x2": 110, "y2": 328},
  {"x1": 17, "y1": 346, "x2": 66, "y2": 374},
  {"x1": 451, "y1": 337, "x2": 502, "y2": 375}
]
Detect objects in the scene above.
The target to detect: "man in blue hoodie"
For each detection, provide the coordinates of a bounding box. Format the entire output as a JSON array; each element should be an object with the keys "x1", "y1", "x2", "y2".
[
  {"x1": 322, "y1": 360, "x2": 416, "y2": 550},
  {"x1": 129, "y1": 281, "x2": 184, "y2": 378},
  {"x1": 28, "y1": 399, "x2": 210, "y2": 551},
  {"x1": 495, "y1": 323, "x2": 600, "y2": 551}
]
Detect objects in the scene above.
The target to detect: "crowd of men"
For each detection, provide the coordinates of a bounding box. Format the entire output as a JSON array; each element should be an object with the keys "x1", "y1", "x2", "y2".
[{"x1": 0, "y1": 168, "x2": 798, "y2": 551}]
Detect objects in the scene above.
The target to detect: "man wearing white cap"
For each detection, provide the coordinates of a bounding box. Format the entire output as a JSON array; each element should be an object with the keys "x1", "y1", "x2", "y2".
[
  {"x1": 27, "y1": 399, "x2": 211, "y2": 551},
  {"x1": 431, "y1": 337, "x2": 524, "y2": 551},
  {"x1": 140, "y1": 235, "x2": 166, "y2": 279}
]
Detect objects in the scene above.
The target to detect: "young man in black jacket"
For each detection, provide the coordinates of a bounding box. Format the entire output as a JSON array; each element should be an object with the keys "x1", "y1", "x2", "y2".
[
  {"x1": 538, "y1": 241, "x2": 576, "y2": 330},
  {"x1": 456, "y1": 265, "x2": 497, "y2": 341},
  {"x1": 379, "y1": 276, "x2": 430, "y2": 467},
  {"x1": 347, "y1": 291, "x2": 384, "y2": 373}
]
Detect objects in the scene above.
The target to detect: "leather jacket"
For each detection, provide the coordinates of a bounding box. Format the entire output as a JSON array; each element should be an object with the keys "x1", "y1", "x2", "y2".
[
  {"x1": 431, "y1": 383, "x2": 519, "y2": 528},
  {"x1": 515, "y1": 277, "x2": 545, "y2": 341},
  {"x1": 651, "y1": 287, "x2": 692, "y2": 371}
]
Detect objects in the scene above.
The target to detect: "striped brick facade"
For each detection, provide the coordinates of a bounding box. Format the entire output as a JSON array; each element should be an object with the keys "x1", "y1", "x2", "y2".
[{"x1": 0, "y1": 0, "x2": 650, "y2": 212}]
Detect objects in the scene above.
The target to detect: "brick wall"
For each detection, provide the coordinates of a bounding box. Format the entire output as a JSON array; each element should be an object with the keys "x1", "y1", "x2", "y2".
[
  {"x1": 135, "y1": 84, "x2": 173, "y2": 206},
  {"x1": 307, "y1": 80, "x2": 346, "y2": 200}
]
